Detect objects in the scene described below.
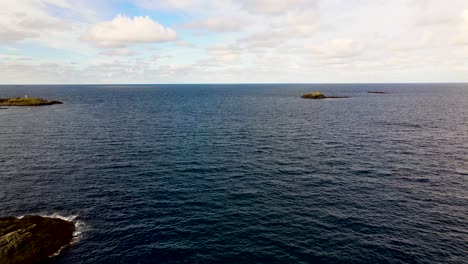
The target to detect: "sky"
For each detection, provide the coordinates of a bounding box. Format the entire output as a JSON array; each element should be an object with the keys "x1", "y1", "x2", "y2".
[{"x1": 1, "y1": 0, "x2": 468, "y2": 84}]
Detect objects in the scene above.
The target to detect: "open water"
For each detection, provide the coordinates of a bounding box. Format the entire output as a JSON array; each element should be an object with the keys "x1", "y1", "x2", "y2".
[{"x1": 0, "y1": 84, "x2": 467, "y2": 263}]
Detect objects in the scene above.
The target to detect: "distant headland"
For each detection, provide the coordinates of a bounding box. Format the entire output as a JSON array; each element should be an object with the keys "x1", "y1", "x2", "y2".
[{"x1": 0, "y1": 97, "x2": 63, "y2": 106}]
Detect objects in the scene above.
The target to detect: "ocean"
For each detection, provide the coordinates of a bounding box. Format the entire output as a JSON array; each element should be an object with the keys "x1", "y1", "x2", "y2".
[{"x1": 0, "y1": 83, "x2": 467, "y2": 263}]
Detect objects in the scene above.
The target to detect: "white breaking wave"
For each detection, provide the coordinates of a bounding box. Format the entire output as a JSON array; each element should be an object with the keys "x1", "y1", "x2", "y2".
[{"x1": 40, "y1": 213, "x2": 86, "y2": 243}]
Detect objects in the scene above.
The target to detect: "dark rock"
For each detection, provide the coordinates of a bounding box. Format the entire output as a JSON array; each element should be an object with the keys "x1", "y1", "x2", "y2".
[
  {"x1": 0, "y1": 215, "x2": 75, "y2": 264},
  {"x1": 324, "y1": 96, "x2": 350, "y2": 98},
  {"x1": 367, "y1": 91, "x2": 389, "y2": 94},
  {"x1": 301, "y1": 92, "x2": 349, "y2": 99}
]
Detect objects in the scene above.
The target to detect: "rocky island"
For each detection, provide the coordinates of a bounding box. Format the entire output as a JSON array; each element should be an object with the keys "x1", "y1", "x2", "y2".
[
  {"x1": 367, "y1": 91, "x2": 389, "y2": 94},
  {"x1": 0, "y1": 215, "x2": 75, "y2": 264},
  {"x1": 301, "y1": 92, "x2": 349, "y2": 99},
  {"x1": 0, "y1": 97, "x2": 63, "y2": 106}
]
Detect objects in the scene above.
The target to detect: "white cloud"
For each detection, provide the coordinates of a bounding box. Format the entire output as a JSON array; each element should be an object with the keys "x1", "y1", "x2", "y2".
[
  {"x1": 3, "y1": 0, "x2": 468, "y2": 83},
  {"x1": 0, "y1": 26, "x2": 38, "y2": 42},
  {"x1": 463, "y1": 10, "x2": 468, "y2": 31},
  {"x1": 183, "y1": 17, "x2": 245, "y2": 32},
  {"x1": 456, "y1": 9, "x2": 468, "y2": 45},
  {"x1": 239, "y1": 31, "x2": 287, "y2": 49},
  {"x1": 16, "y1": 13, "x2": 71, "y2": 31},
  {"x1": 232, "y1": 9, "x2": 319, "y2": 50},
  {"x1": 239, "y1": 0, "x2": 317, "y2": 15},
  {"x1": 0, "y1": 0, "x2": 73, "y2": 42},
  {"x1": 0, "y1": 54, "x2": 33, "y2": 61},
  {"x1": 83, "y1": 15, "x2": 177, "y2": 47},
  {"x1": 99, "y1": 48, "x2": 135, "y2": 56},
  {"x1": 42, "y1": 0, "x2": 71, "y2": 9},
  {"x1": 176, "y1": 40, "x2": 195, "y2": 47},
  {"x1": 134, "y1": 0, "x2": 205, "y2": 10},
  {"x1": 387, "y1": 30, "x2": 435, "y2": 51},
  {"x1": 272, "y1": 9, "x2": 318, "y2": 36},
  {"x1": 305, "y1": 39, "x2": 364, "y2": 59},
  {"x1": 207, "y1": 46, "x2": 240, "y2": 63},
  {"x1": 410, "y1": 0, "x2": 458, "y2": 27}
]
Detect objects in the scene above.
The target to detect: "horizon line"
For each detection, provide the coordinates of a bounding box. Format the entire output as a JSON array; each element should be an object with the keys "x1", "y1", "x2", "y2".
[{"x1": 1, "y1": 82, "x2": 468, "y2": 86}]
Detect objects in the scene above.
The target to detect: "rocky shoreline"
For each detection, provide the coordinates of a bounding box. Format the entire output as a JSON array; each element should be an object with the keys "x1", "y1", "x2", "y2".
[{"x1": 0, "y1": 215, "x2": 75, "y2": 264}]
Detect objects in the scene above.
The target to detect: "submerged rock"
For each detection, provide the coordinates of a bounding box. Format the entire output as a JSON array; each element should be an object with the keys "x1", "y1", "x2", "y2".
[
  {"x1": 0, "y1": 215, "x2": 75, "y2": 264},
  {"x1": 0, "y1": 98, "x2": 63, "y2": 106},
  {"x1": 301, "y1": 92, "x2": 349, "y2": 99}
]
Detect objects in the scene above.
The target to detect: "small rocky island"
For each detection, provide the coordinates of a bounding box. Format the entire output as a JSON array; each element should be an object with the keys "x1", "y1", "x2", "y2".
[
  {"x1": 301, "y1": 92, "x2": 349, "y2": 99},
  {"x1": 0, "y1": 97, "x2": 63, "y2": 106},
  {"x1": 0, "y1": 215, "x2": 75, "y2": 264},
  {"x1": 367, "y1": 91, "x2": 389, "y2": 94}
]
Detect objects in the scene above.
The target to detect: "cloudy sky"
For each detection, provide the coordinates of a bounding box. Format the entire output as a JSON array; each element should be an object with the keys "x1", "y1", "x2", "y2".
[{"x1": 1, "y1": 0, "x2": 468, "y2": 84}]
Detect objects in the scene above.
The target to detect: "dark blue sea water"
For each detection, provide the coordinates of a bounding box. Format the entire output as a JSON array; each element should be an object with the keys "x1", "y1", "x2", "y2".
[{"x1": 0, "y1": 84, "x2": 467, "y2": 264}]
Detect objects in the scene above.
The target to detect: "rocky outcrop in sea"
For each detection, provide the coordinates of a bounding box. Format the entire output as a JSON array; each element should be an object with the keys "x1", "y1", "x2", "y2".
[
  {"x1": 0, "y1": 215, "x2": 75, "y2": 264},
  {"x1": 301, "y1": 92, "x2": 349, "y2": 99},
  {"x1": 0, "y1": 98, "x2": 63, "y2": 106}
]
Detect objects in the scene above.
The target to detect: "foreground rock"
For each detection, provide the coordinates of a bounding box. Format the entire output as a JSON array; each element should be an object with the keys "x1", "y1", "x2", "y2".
[
  {"x1": 301, "y1": 92, "x2": 349, "y2": 99},
  {"x1": 0, "y1": 215, "x2": 75, "y2": 264},
  {"x1": 0, "y1": 98, "x2": 63, "y2": 106},
  {"x1": 367, "y1": 91, "x2": 389, "y2": 94}
]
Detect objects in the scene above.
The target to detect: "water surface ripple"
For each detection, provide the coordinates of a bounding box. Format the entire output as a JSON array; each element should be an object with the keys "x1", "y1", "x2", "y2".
[{"x1": 0, "y1": 84, "x2": 467, "y2": 263}]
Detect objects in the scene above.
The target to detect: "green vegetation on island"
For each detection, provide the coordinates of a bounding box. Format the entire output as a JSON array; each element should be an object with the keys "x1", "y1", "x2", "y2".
[
  {"x1": 301, "y1": 92, "x2": 349, "y2": 99},
  {"x1": 0, "y1": 97, "x2": 63, "y2": 106}
]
